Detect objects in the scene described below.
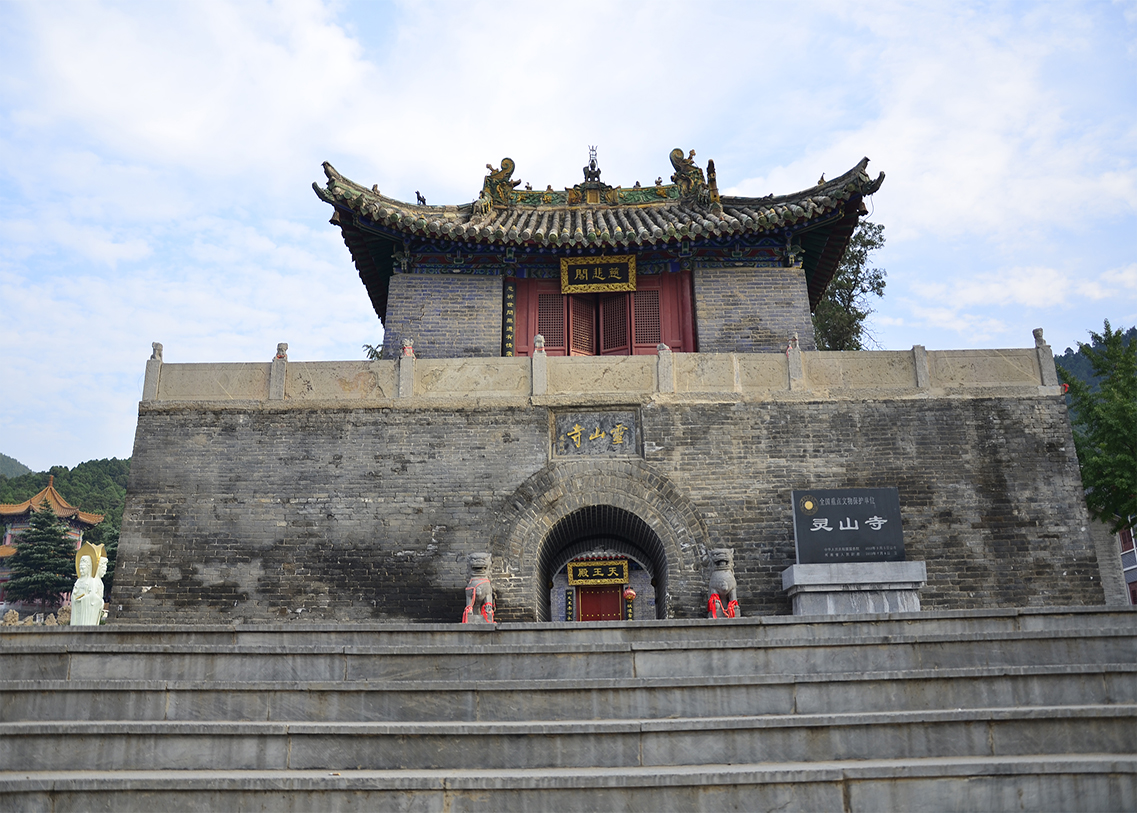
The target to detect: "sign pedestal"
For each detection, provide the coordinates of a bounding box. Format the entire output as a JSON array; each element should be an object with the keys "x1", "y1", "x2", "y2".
[{"x1": 781, "y1": 561, "x2": 927, "y2": 616}]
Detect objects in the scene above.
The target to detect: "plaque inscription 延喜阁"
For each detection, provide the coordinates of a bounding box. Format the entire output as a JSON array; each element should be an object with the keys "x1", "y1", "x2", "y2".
[
  {"x1": 554, "y1": 410, "x2": 639, "y2": 456},
  {"x1": 791, "y1": 488, "x2": 905, "y2": 564},
  {"x1": 560, "y1": 254, "x2": 636, "y2": 294}
]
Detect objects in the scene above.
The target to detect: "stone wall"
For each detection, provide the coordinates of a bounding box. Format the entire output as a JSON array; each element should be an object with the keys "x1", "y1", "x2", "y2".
[
  {"x1": 114, "y1": 347, "x2": 1103, "y2": 624},
  {"x1": 382, "y1": 274, "x2": 503, "y2": 359},
  {"x1": 693, "y1": 265, "x2": 817, "y2": 352}
]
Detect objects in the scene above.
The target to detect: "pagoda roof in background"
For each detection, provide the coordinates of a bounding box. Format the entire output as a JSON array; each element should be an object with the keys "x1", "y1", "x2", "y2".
[
  {"x1": 314, "y1": 149, "x2": 884, "y2": 318},
  {"x1": 0, "y1": 475, "x2": 104, "y2": 527}
]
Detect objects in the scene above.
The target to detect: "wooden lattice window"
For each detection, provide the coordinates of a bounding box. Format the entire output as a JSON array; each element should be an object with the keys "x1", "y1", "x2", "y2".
[
  {"x1": 538, "y1": 293, "x2": 565, "y2": 353},
  {"x1": 570, "y1": 295, "x2": 596, "y2": 356},
  {"x1": 633, "y1": 289, "x2": 661, "y2": 349},
  {"x1": 600, "y1": 293, "x2": 629, "y2": 355}
]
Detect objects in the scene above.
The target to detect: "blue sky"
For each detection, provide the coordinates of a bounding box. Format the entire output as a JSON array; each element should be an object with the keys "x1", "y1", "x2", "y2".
[{"x1": 2, "y1": 0, "x2": 1135, "y2": 472}]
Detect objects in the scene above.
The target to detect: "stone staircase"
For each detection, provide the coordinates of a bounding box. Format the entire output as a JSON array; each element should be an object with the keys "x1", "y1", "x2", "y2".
[{"x1": 1, "y1": 607, "x2": 1135, "y2": 812}]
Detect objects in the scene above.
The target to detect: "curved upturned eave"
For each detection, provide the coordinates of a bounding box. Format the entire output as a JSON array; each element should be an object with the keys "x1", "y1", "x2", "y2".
[
  {"x1": 313, "y1": 159, "x2": 884, "y2": 252},
  {"x1": 315, "y1": 158, "x2": 884, "y2": 320}
]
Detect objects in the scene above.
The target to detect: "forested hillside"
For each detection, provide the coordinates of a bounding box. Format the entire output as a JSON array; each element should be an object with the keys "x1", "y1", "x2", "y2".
[
  {"x1": 0, "y1": 458, "x2": 131, "y2": 595},
  {"x1": 0, "y1": 453, "x2": 32, "y2": 478}
]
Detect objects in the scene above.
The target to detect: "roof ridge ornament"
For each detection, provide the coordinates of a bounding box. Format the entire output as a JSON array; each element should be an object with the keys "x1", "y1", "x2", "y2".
[
  {"x1": 670, "y1": 148, "x2": 719, "y2": 210},
  {"x1": 669, "y1": 148, "x2": 705, "y2": 197},
  {"x1": 480, "y1": 158, "x2": 521, "y2": 209},
  {"x1": 583, "y1": 146, "x2": 601, "y2": 182}
]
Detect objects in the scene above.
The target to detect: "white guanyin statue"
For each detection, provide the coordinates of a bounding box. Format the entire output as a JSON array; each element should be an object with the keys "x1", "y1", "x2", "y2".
[{"x1": 70, "y1": 542, "x2": 105, "y2": 626}]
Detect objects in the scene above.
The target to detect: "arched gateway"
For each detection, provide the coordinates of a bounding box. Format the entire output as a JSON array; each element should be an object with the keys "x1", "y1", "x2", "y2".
[
  {"x1": 492, "y1": 458, "x2": 709, "y2": 622},
  {"x1": 542, "y1": 505, "x2": 666, "y2": 621}
]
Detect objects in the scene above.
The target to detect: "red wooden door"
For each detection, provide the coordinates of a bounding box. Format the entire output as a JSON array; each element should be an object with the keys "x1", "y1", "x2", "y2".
[
  {"x1": 599, "y1": 293, "x2": 629, "y2": 355},
  {"x1": 577, "y1": 586, "x2": 624, "y2": 621},
  {"x1": 510, "y1": 270, "x2": 695, "y2": 357},
  {"x1": 569, "y1": 294, "x2": 597, "y2": 356}
]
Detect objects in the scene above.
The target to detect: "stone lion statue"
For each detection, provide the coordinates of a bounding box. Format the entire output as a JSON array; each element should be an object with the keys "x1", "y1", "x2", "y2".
[
  {"x1": 707, "y1": 548, "x2": 740, "y2": 619},
  {"x1": 461, "y1": 552, "x2": 495, "y2": 624}
]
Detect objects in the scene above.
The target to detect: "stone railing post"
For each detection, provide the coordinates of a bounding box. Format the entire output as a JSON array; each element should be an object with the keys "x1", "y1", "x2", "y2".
[
  {"x1": 786, "y1": 333, "x2": 804, "y2": 391},
  {"x1": 656, "y1": 343, "x2": 675, "y2": 393},
  {"x1": 268, "y1": 343, "x2": 288, "y2": 400},
  {"x1": 142, "y1": 342, "x2": 163, "y2": 401},
  {"x1": 531, "y1": 334, "x2": 547, "y2": 396},
  {"x1": 1034, "y1": 328, "x2": 1058, "y2": 386},
  {"x1": 398, "y1": 338, "x2": 416, "y2": 398},
  {"x1": 913, "y1": 345, "x2": 930, "y2": 389}
]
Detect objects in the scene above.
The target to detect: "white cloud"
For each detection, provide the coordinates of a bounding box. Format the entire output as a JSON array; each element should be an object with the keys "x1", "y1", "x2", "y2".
[
  {"x1": 914, "y1": 266, "x2": 1075, "y2": 309},
  {"x1": 1077, "y1": 262, "x2": 1137, "y2": 299},
  {"x1": 728, "y1": 3, "x2": 1137, "y2": 245},
  {"x1": 906, "y1": 303, "x2": 1009, "y2": 343}
]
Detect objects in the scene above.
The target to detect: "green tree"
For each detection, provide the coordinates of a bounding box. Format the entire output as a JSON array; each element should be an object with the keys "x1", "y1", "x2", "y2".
[
  {"x1": 812, "y1": 221, "x2": 887, "y2": 350},
  {"x1": 1057, "y1": 321, "x2": 1137, "y2": 534},
  {"x1": 362, "y1": 343, "x2": 383, "y2": 360},
  {"x1": 5, "y1": 508, "x2": 76, "y2": 608}
]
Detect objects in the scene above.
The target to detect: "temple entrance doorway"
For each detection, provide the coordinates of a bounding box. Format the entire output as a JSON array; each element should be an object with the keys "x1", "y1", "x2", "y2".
[
  {"x1": 509, "y1": 271, "x2": 696, "y2": 357},
  {"x1": 540, "y1": 505, "x2": 668, "y2": 622},
  {"x1": 577, "y1": 585, "x2": 625, "y2": 621}
]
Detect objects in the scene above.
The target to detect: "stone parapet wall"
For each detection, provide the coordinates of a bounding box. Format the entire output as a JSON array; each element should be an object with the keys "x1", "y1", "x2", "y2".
[
  {"x1": 144, "y1": 347, "x2": 1060, "y2": 404},
  {"x1": 114, "y1": 342, "x2": 1100, "y2": 624}
]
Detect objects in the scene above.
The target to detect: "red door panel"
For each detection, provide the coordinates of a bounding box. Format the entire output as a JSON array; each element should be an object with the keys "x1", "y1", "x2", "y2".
[{"x1": 577, "y1": 586, "x2": 624, "y2": 621}]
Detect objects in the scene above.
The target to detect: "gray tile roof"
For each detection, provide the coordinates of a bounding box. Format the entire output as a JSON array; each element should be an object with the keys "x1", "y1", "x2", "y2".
[{"x1": 314, "y1": 154, "x2": 884, "y2": 250}]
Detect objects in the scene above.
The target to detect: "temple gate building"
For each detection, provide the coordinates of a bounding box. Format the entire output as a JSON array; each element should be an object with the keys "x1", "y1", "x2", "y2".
[
  {"x1": 111, "y1": 149, "x2": 1119, "y2": 624},
  {"x1": 317, "y1": 147, "x2": 878, "y2": 360}
]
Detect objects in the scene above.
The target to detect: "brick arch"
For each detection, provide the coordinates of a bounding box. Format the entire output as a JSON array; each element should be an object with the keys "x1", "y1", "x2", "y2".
[{"x1": 491, "y1": 458, "x2": 709, "y2": 621}]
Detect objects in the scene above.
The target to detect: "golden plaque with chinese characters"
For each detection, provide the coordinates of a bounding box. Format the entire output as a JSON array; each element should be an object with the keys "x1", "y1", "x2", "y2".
[
  {"x1": 560, "y1": 255, "x2": 636, "y2": 294},
  {"x1": 567, "y1": 559, "x2": 629, "y2": 585},
  {"x1": 553, "y1": 410, "x2": 639, "y2": 457}
]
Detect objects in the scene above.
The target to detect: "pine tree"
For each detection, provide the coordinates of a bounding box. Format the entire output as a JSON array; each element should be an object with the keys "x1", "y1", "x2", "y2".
[
  {"x1": 1057, "y1": 321, "x2": 1137, "y2": 533},
  {"x1": 812, "y1": 221, "x2": 886, "y2": 350},
  {"x1": 5, "y1": 508, "x2": 76, "y2": 608}
]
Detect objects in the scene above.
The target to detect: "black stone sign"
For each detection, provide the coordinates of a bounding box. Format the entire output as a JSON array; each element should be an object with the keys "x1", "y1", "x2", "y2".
[
  {"x1": 554, "y1": 410, "x2": 639, "y2": 456},
  {"x1": 560, "y1": 254, "x2": 636, "y2": 294},
  {"x1": 791, "y1": 488, "x2": 905, "y2": 564}
]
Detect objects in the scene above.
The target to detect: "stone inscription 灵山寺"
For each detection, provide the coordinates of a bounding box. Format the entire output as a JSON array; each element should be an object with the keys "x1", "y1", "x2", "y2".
[
  {"x1": 791, "y1": 488, "x2": 905, "y2": 564},
  {"x1": 554, "y1": 411, "x2": 639, "y2": 456}
]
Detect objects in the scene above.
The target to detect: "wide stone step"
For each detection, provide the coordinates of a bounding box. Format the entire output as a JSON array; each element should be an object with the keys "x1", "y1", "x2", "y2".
[
  {"x1": 3, "y1": 757, "x2": 1135, "y2": 813},
  {"x1": 3, "y1": 706, "x2": 1133, "y2": 772},
  {"x1": 3, "y1": 665, "x2": 1134, "y2": 723},
  {"x1": 5, "y1": 607, "x2": 1134, "y2": 650},
  {"x1": 3, "y1": 626, "x2": 1132, "y2": 683}
]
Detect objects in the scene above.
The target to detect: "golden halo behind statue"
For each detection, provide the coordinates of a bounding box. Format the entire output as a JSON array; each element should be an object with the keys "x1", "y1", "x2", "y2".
[{"x1": 75, "y1": 542, "x2": 105, "y2": 578}]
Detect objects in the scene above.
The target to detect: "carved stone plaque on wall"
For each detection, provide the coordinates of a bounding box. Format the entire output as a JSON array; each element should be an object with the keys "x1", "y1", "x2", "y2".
[{"x1": 553, "y1": 410, "x2": 640, "y2": 456}]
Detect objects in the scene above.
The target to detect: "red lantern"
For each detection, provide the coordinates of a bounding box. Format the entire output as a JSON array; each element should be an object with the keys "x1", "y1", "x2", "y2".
[{"x1": 622, "y1": 586, "x2": 636, "y2": 601}]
